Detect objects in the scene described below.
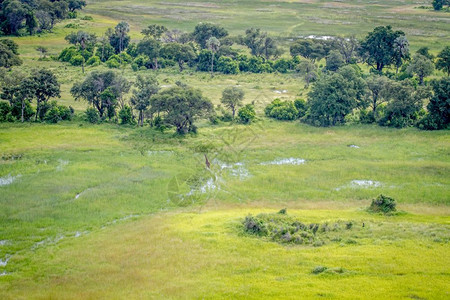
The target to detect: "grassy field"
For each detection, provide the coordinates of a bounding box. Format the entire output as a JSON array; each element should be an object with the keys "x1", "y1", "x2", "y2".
[
  {"x1": 0, "y1": 0, "x2": 449, "y2": 298},
  {"x1": 0, "y1": 121, "x2": 449, "y2": 298}
]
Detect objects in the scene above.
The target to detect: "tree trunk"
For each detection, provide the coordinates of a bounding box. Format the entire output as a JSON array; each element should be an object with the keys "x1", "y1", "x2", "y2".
[
  {"x1": 21, "y1": 100, "x2": 25, "y2": 123},
  {"x1": 232, "y1": 106, "x2": 235, "y2": 118},
  {"x1": 82, "y1": 57, "x2": 85, "y2": 74},
  {"x1": 210, "y1": 52, "x2": 215, "y2": 78}
]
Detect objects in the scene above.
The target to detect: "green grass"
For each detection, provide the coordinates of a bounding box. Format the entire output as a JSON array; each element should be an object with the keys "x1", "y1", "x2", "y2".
[{"x1": 1, "y1": 206, "x2": 448, "y2": 299}]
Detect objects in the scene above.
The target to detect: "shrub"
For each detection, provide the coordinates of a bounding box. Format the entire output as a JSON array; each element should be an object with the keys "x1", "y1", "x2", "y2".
[
  {"x1": 238, "y1": 104, "x2": 256, "y2": 124},
  {"x1": 0, "y1": 101, "x2": 12, "y2": 122},
  {"x1": 368, "y1": 194, "x2": 397, "y2": 214},
  {"x1": 106, "y1": 58, "x2": 120, "y2": 68},
  {"x1": 11, "y1": 101, "x2": 34, "y2": 121},
  {"x1": 243, "y1": 215, "x2": 268, "y2": 236},
  {"x1": 118, "y1": 105, "x2": 134, "y2": 125},
  {"x1": 85, "y1": 107, "x2": 99, "y2": 123},
  {"x1": 312, "y1": 266, "x2": 328, "y2": 274},
  {"x1": 86, "y1": 56, "x2": 101, "y2": 66},
  {"x1": 59, "y1": 47, "x2": 78, "y2": 62},
  {"x1": 70, "y1": 54, "x2": 84, "y2": 66},
  {"x1": 43, "y1": 103, "x2": 73, "y2": 123},
  {"x1": 265, "y1": 99, "x2": 298, "y2": 121},
  {"x1": 217, "y1": 56, "x2": 240, "y2": 74},
  {"x1": 294, "y1": 99, "x2": 307, "y2": 118}
]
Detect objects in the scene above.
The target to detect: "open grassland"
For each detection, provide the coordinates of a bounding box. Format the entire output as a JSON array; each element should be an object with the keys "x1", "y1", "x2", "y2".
[
  {"x1": 1, "y1": 206, "x2": 449, "y2": 299},
  {"x1": 83, "y1": 0, "x2": 450, "y2": 51},
  {"x1": 0, "y1": 122, "x2": 449, "y2": 298}
]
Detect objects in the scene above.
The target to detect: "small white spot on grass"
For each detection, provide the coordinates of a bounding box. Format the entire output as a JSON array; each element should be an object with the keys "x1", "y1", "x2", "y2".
[
  {"x1": 0, "y1": 271, "x2": 8, "y2": 276},
  {"x1": 0, "y1": 240, "x2": 8, "y2": 246},
  {"x1": 56, "y1": 159, "x2": 69, "y2": 171},
  {"x1": 260, "y1": 158, "x2": 306, "y2": 166},
  {"x1": 0, "y1": 255, "x2": 10, "y2": 267},
  {"x1": 336, "y1": 180, "x2": 383, "y2": 191},
  {"x1": 348, "y1": 145, "x2": 360, "y2": 149},
  {"x1": 0, "y1": 174, "x2": 21, "y2": 186}
]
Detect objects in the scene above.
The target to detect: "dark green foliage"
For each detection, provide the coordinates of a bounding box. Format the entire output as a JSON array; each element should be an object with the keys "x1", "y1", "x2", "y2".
[
  {"x1": 43, "y1": 101, "x2": 73, "y2": 123},
  {"x1": 312, "y1": 266, "x2": 328, "y2": 274},
  {"x1": 273, "y1": 58, "x2": 292, "y2": 73},
  {"x1": 242, "y1": 211, "x2": 354, "y2": 246},
  {"x1": 326, "y1": 50, "x2": 345, "y2": 72},
  {"x1": 118, "y1": 105, "x2": 134, "y2": 125},
  {"x1": 0, "y1": 101, "x2": 13, "y2": 122},
  {"x1": 305, "y1": 66, "x2": 366, "y2": 126},
  {"x1": 137, "y1": 37, "x2": 161, "y2": 69},
  {"x1": 130, "y1": 74, "x2": 159, "y2": 126},
  {"x1": 0, "y1": 39, "x2": 22, "y2": 68},
  {"x1": 85, "y1": 107, "x2": 99, "y2": 123},
  {"x1": 109, "y1": 22, "x2": 130, "y2": 53},
  {"x1": 58, "y1": 47, "x2": 78, "y2": 62},
  {"x1": 86, "y1": 56, "x2": 101, "y2": 66},
  {"x1": 221, "y1": 86, "x2": 244, "y2": 118},
  {"x1": 265, "y1": 99, "x2": 299, "y2": 121},
  {"x1": 368, "y1": 194, "x2": 397, "y2": 214},
  {"x1": 360, "y1": 26, "x2": 408, "y2": 72},
  {"x1": 238, "y1": 104, "x2": 256, "y2": 124},
  {"x1": 432, "y1": 0, "x2": 450, "y2": 10},
  {"x1": 294, "y1": 99, "x2": 307, "y2": 118},
  {"x1": 436, "y1": 46, "x2": 450, "y2": 76},
  {"x1": 151, "y1": 84, "x2": 213, "y2": 134},
  {"x1": 192, "y1": 23, "x2": 228, "y2": 49},
  {"x1": 216, "y1": 56, "x2": 239, "y2": 74},
  {"x1": 379, "y1": 82, "x2": 430, "y2": 128},
  {"x1": 418, "y1": 77, "x2": 450, "y2": 130}
]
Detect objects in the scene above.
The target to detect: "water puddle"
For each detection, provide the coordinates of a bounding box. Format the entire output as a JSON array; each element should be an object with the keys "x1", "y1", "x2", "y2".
[
  {"x1": 260, "y1": 158, "x2": 306, "y2": 166},
  {"x1": 56, "y1": 159, "x2": 69, "y2": 171},
  {"x1": 0, "y1": 174, "x2": 21, "y2": 186},
  {"x1": 336, "y1": 180, "x2": 383, "y2": 191}
]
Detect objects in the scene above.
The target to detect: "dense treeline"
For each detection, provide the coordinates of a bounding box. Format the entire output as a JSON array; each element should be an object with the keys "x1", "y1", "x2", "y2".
[
  {"x1": 0, "y1": 21, "x2": 449, "y2": 132},
  {"x1": 0, "y1": 0, "x2": 86, "y2": 35}
]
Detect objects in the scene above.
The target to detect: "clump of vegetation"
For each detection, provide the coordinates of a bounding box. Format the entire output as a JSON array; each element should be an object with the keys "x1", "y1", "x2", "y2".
[
  {"x1": 242, "y1": 210, "x2": 354, "y2": 246},
  {"x1": 312, "y1": 266, "x2": 348, "y2": 275},
  {"x1": 368, "y1": 194, "x2": 397, "y2": 214},
  {"x1": 265, "y1": 99, "x2": 298, "y2": 121}
]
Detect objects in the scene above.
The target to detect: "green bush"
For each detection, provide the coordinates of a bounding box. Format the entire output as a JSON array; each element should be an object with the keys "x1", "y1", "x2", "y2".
[
  {"x1": 294, "y1": 99, "x2": 307, "y2": 118},
  {"x1": 0, "y1": 101, "x2": 12, "y2": 122},
  {"x1": 238, "y1": 104, "x2": 256, "y2": 124},
  {"x1": 85, "y1": 107, "x2": 100, "y2": 123},
  {"x1": 86, "y1": 56, "x2": 101, "y2": 66},
  {"x1": 217, "y1": 56, "x2": 239, "y2": 74},
  {"x1": 43, "y1": 102, "x2": 73, "y2": 123},
  {"x1": 265, "y1": 99, "x2": 299, "y2": 121},
  {"x1": 11, "y1": 101, "x2": 34, "y2": 121},
  {"x1": 118, "y1": 105, "x2": 135, "y2": 125},
  {"x1": 70, "y1": 54, "x2": 84, "y2": 66},
  {"x1": 59, "y1": 47, "x2": 78, "y2": 62},
  {"x1": 368, "y1": 194, "x2": 397, "y2": 214}
]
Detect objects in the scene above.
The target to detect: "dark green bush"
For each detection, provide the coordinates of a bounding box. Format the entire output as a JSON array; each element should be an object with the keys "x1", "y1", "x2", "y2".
[
  {"x1": 368, "y1": 194, "x2": 397, "y2": 214},
  {"x1": 85, "y1": 107, "x2": 100, "y2": 123},
  {"x1": 70, "y1": 54, "x2": 84, "y2": 66},
  {"x1": 265, "y1": 99, "x2": 298, "y2": 121},
  {"x1": 0, "y1": 101, "x2": 12, "y2": 122},
  {"x1": 118, "y1": 105, "x2": 135, "y2": 125}
]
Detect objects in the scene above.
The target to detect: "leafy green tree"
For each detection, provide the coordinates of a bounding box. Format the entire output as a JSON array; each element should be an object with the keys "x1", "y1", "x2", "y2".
[
  {"x1": 151, "y1": 84, "x2": 213, "y2": 134},
  {"x1": 109, "y1": 21, "x2": 130, "y2": 53},
  {"x1": 65, "y1": 31, "x2": 97, "y2": 73},
  {"x1": 265, "y1": 99, "x2": 298, "y2": 121},
  {"x1": 306, "y1": 67, "x2": 366, "y2": 126},
  {"x1": 1, "y1": 0, "x2": 27, "y2": 35},
  {"x1": 0, "y1": 39, "x2": 22, "y2": 68},
  {"x1": 365, "y1": 75, "x2": 392, "y2": 121},
  {"x1": 432, "y1": 0, "x2": 450, "y2": 10},
  {"x1": 335, "y1": 36, "x2": 360, "y2": 64},
  {"x1": 360, "y1": 26, "x2": 408, "y2": 72},
  {"x1": 68, "y1": 0, "x2": 86, "y2": 12},
  {"x1": 416, "y1": 47, "x2": 434, "y2": 60},
  {"x1": 290, "y1": 39, "x2": 326, "y2": 62},
  {"x1": 29, "y1": 68, "x2": 61, "y2": 121},
  {"x1": 221, "y1": 86, "x2": 245, "y2": 118},
  {"x1": 71, "y1": 70, "x2": 125, "y2": 118},
  {"x1": 142, "y1": 24, "x2": 167, "y2": 39},
  {"x1": 130, "y1": 74, "x2": 159, "y2": 126},
  {"x1": 325, "y1": 50, "x2": 345, "y2": 72},
  {"x1": 160, "y1": 42, "x2": 196, "y2": 72},
  {"x1": 206, "y1": 37, "x2": 220, "y2": 77},
  {"x1": 379, "y1": 81, "x2": 431, "y2": 128},
  {"x1": 419, "y1": 77, "x2": 450, "y2": 130},
  {"x1": 295, "y1": 59, "x2": 317, "y2": 88},
  {"x1": 137, "y1": 37, "x2": 161, "y2": 69},
  {"x1": 192, "y1": 23, "x2": 228, "y2": 49},
  {"x1": 436, "y1": 46, "x2": 450, "y2": 76},
  {"x1": 118, "y1": 105, "x2": 134, "y2": 125},
  {"x1": 392, "y1": 36, "x2": 410, "y2": 73},
  {"x1": 407, "y1": 54, "x2": 435, "y2": 85},
  {"x1": 238, "y1": 104, "x2": 256, "y2": 124}
]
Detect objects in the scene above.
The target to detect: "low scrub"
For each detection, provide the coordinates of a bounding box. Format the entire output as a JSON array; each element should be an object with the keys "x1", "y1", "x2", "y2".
[{"x1": 368, "y1": 194, "x2": 397, "y2": 214}]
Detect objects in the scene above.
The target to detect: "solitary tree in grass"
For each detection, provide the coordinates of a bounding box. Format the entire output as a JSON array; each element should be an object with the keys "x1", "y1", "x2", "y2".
[
  {"x1": 206, "y1": 37, "x2": 220, "y2": 77},
  {"x1": 131, "y1": 75, "x2": 159, "y2": 126},
  {"x1": 221, "y1": 86, "x2": 245, "y2": 118},
  {"x1": 151, "y1": 83, "x2": 213, "y2": 134}
]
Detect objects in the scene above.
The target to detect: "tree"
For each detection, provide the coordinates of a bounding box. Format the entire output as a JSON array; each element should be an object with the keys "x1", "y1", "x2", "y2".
[
  {"x1": 1, "y1": 0, "x2": 27, "y2": 35},
  {"x1": 416, "y1": 47, "x2": 434, "y2": 60},
  {"x1": 392, "y1": 36, "x2": 410, "y2": 73},
  {"x1": 360, "y1": 26, "x2": 408, "y2": 72},
  {"x1": 295, "y1": 59, "x2": 317, "y2": 88},
  {"x1": 0, "y1": 69, "x2": 31, "y2": 122},
  {"x1": 419, "y1": 77, "x2": 450, "y2": 130},
  {"x1": 29, "y1": 69, "x2": 61, "y2": 121},
  {"x1": 206, "y1": 37, "x2": 220, "y2": 77},
  {"x1": 160, "y1": 43, "x2": 196, "y2": 72},
  {"x1": 335, "y1": 36, "x2": 360, "y2": 64},
  {"x1": 379, "y1": 82, "x2": 431, "y2": 128},
  {"x1": 71, "y1": 70, "x2": 126, "y2": 118},
  {"x1": 130, "y1": 74, "x2": 159, "y2": 126},
  {"x1": 325, "y1": 50, "x2": 345, "y2": 72},
  {"x1": 142, "y1": 24, "x2": 167, "y2": 39},
  {"x1": 365, "y1": 75, "x2": 392, "y2": 120},
  {"x1": 306, "y1": 67, "x2": 366, "y2": 126},
  {"x1": 137, "y1": 37, "x2": 161, "y2": 69},
  {"x1": 151, "y1": 84, "x2": 213, "y2": 134},
  {"x1": 407, "y1": 54, "x2": 435, "y2": 85},
  {"x1": 68, "y1": 0, "x2": 87, "y2": 12},
  {"x1": 436, "y1": 46, "x2": 450, "y2": 76},
  {"x1": 0, "y1": 39, "x2": 22, "y2": 68},
  {"x1": 65, "y1": 31, "x2": 97, "y2": 73},
  {"x1": 192, "y1": 23, "x2": 228, "y2": 49},
  {"x1": 432, "y1": 0, "x2": 450, "y2": 10},
  {"x1": 109, "y1": 22, "x2": 130, "y2": 53},
  {"x1": 290, "y1": 39, "x2": 326, "y2": 62},
  {"x1": 221, "y1": 87, "x2": 245, "y2": 118},
  {"x1": 243, "y1": 28, "x2": 266, "y2": 57}
]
